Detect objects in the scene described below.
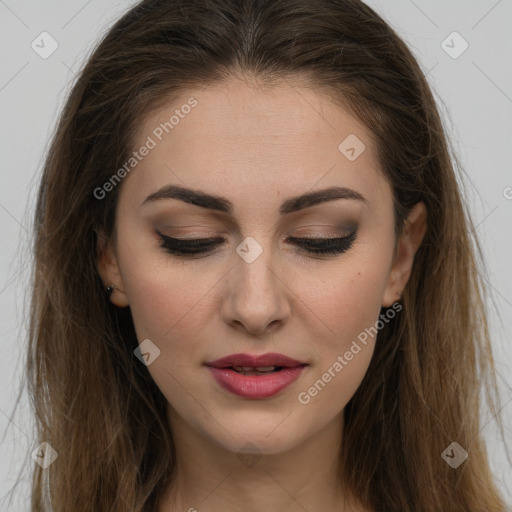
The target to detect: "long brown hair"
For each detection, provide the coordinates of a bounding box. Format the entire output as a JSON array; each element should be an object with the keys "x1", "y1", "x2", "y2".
[{"x1": 14, "y1": 0, "x2": 509, "y2": 510}]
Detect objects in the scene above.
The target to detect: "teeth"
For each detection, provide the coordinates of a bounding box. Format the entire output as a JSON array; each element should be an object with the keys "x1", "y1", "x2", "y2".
[
  {"x1": 231, "y1": 365, "x2": 276, "y2": 371},
  {"x1": 230, "y1": 365, "x2": 278, "y2": 375}
]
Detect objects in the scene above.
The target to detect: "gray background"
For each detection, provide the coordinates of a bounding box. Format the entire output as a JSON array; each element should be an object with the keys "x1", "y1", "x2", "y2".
[{"x1": 0, "y1": 0, "x2": 510, "y2": 509}]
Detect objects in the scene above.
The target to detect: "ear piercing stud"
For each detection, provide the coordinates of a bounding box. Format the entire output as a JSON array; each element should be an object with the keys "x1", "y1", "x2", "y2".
[{"x1": 106, "y1": 284, "x2": 115, "y2": 297}]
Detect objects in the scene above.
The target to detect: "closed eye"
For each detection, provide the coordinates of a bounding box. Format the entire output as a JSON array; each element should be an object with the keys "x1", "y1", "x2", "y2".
[
  {"x1": 287, "y1": 233, "x2": 356, "y2": 255},
  {"x1": 156, "y1": 231, "x2": 357, "y2": 257}
]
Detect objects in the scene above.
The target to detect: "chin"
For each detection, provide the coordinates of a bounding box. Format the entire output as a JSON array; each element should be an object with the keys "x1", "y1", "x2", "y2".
[{"x1": 201, "y1": 414, "x2": 312, "y2": 456}]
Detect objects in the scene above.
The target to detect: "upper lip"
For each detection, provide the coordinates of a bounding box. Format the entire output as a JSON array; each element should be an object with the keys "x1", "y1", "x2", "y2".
[{"x1": 205, "y1": 352, "x2": 307, "y2": 368}]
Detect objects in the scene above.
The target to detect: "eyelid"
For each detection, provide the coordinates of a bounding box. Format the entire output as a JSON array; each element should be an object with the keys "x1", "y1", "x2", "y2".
[
  {"x1": 156, "y1": 229, "x2": 353, "y2": 244},
  {"x1": 289, "y1": 222, "x2": 356, "y2": 235},
  {"x1": 156, "y1": 230, "x2": 357, "y2": 257}
]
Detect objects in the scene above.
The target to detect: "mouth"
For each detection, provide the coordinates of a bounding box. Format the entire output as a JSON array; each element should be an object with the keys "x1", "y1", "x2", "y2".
[
  {"x1": 228, "y1": 365, "x2": 290, "y2": 376},
  {"x1": 205, "y1": 353, "x2": 309, "y2": 399}
]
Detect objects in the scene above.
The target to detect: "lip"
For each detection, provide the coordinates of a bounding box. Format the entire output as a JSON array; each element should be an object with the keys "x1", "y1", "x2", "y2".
[
  {"x1": 205, "y1": 352, "x2": 308, "y2": 399},
  {"x1": 205, "y1": 352, "x2": 306, "y2": 368}
]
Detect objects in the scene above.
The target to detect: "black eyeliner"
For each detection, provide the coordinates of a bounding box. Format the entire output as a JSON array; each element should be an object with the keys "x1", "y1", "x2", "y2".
[
  {"x1": 288, "y1": 231, "x2": 357, "y2": 255},
  {"x1": 156, "y1": 231, "x2": 224, "y2": 255},
  {"x1": 156, "y1": 230, "x2": 357, "y2": 257}
]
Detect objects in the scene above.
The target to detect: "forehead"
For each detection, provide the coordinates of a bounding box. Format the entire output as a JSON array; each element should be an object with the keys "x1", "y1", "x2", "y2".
[{"x1": 122, "y1": 77, "x2": 391, "y2": 213}]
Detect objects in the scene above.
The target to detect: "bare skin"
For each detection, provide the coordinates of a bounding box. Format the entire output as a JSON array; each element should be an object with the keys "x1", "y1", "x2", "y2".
[{"x1": 98, "y1": 75, "x2": 427, "y2": 512}]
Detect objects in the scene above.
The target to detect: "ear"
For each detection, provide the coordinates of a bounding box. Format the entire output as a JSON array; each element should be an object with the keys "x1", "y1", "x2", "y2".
[
  {"x1": 96, "y1": 227, "x2": 129, "y2": 307},
  {"x1": 382, "y1": 202, "x2": 427, "y2": 307}
]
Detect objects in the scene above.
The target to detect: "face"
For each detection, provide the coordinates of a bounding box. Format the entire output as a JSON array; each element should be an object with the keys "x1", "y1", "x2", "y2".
[{"x1": 98, "y1": 76, "x2": 425, "y2": 456}]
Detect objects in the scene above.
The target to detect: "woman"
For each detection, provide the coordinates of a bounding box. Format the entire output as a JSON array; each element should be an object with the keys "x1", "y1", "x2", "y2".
[{"x1": 24, "y1": 0, "x2": 508, "y2": 510}]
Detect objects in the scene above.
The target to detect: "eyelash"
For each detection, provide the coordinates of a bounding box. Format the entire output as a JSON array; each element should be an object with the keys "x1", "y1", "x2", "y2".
[{"x1": 156, "y1": 231, "x2": 357, "y2": 257}]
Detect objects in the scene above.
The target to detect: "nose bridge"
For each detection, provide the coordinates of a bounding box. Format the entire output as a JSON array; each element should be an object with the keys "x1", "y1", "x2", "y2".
[
  {"x1": 235, "y1": 234, "x2": 281, "y2": 306},
  {"x1": 223, "y1": 235, "x2": 289, "y2": 333}
]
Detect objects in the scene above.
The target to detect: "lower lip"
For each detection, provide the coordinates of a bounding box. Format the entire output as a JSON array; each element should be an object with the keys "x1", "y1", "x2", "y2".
[{"x1": 206, "y1": 366, "x2": 306, "y2": 399}]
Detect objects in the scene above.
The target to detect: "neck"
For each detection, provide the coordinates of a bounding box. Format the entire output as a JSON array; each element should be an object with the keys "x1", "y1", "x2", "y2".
[{"x1": 158, "y1": 409, "x2": 363, "y2": 512}]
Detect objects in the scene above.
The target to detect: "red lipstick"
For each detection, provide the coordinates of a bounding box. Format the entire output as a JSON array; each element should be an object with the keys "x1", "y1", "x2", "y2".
[{"x1": 205, "y1": 352, "x2": 308, "y2": 399}]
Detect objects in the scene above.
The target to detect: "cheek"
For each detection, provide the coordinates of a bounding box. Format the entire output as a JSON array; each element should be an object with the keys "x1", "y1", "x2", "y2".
[
  {"x1": 292, "y1": 256, "x2": 392, "y2": 411},
  {"x1": 116, "y1": 234, "x2": 217, "y2": 356},
  {"x1": 297, "y1": 256, "x2": 392, "y2": 349}
]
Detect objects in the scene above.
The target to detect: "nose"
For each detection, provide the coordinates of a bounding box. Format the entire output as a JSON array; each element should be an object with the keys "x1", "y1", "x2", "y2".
[{"x1": 221, "y1": 243, "x2": 290, "y2": 337}]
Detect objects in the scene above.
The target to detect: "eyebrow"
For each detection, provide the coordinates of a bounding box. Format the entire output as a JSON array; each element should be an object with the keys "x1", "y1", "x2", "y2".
[{"x1": 141, "y1": 184, "x2": 367, "y2": 215}]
